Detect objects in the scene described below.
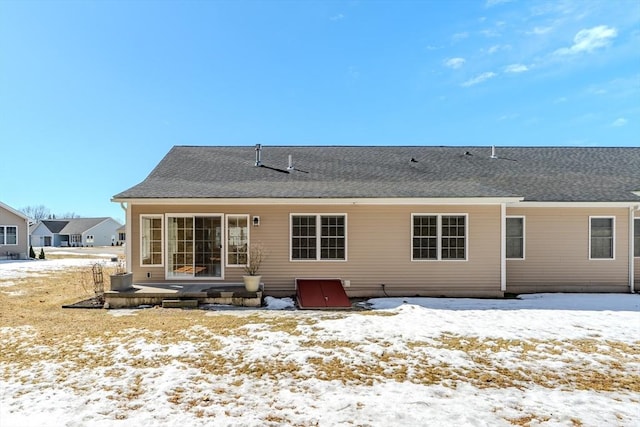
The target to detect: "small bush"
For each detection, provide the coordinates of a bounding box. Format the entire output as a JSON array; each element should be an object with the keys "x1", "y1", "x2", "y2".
[
  {"x1": 29, "y1": 246, "x2": 36, "y2": 259},
  {"x1": 39, "y1": 248, "x2": 45, "y2": 260}
]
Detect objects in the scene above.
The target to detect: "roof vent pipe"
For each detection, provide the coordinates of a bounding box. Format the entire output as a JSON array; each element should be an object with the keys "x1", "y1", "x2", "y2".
[
  {"x1": 287, "y1": 154, "x2": 293, "y2": 170},
  {"x1": 490, "y1": 145, "x2": 497, "y2": 159},
  {"x1": 255, "y1": 144, "x2": 262, "y2": 166}
]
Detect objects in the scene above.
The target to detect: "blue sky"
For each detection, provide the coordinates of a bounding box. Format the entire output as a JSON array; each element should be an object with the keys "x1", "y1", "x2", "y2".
[{"x1": 1, "y1": 0, "x2": 638, "y2": 222}]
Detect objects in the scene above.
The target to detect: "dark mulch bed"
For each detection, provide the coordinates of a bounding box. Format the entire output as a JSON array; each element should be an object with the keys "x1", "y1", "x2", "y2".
[{"x1": 62, "y1": 296, "x2": 105, "y2": 309}]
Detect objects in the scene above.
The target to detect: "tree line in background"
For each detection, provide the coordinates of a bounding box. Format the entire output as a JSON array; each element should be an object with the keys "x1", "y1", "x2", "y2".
[{"x1": 21, "y1": 205, "x2": 80, "y2": 221}]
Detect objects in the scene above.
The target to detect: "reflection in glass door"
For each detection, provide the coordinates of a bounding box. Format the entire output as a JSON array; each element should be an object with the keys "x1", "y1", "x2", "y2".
[{"x1": 167, "y1": 215, "x2": 222, "y2": 279}]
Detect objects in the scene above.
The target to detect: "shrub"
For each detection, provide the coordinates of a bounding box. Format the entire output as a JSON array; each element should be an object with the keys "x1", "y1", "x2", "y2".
[
  {"x1": 39, "y1": 248, "x2": 45, "y2": 260},
  {"x1": 29, "y1": 245, "x2": 36, "y2": 259}
]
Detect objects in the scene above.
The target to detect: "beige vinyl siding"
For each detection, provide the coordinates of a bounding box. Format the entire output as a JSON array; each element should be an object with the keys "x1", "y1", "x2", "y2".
[
  {"x1": 506, "y1": 207, "x2": 630, "y2": 293},
  {"x1": 0, "y1": 207, "x2": 28, "y2": 259},
  {"x1": 130, "y1": 203, "x2": 503, "y2": 297}
]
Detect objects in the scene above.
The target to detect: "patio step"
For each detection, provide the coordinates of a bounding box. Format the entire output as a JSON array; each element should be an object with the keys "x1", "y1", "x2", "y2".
[{"x1": 162, "y1": 299, "x2": 198, "y2": 309}]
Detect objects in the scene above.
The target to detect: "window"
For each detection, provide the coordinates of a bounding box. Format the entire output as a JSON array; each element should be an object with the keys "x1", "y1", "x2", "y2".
[
  {"x1": 291, "y1": 214, "x2": 346, "y2": 261},
  {"x1": 634, "y1": 218, "x2": 639, "y2": 258},
  {"x1": 412, "y1": 214, "x2": 467, "y2": 261},
  {"x1": 227, "y1": 215, "x2": 248, "y2": 266},
  {"x1": 441, "y1": 215, "x2": 466, "y2": 260},
  {"x1": 0, "y1": 226, "x2": 17, "y2": 245},
  {"x1": 412, "y1": 216, "x2": 437, "y2": 260},
  {"x1": 590, "y1": 217, "x2": 614, "y2": 259},
  {"x1": 506, "y1": 217, "x2": 524, "y2": 259},
  {"x1": 141, "y1": 215, "x2": 163, "y2": 266}
]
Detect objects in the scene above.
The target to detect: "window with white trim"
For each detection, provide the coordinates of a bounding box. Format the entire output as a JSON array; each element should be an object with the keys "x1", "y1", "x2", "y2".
[
  {"x1": 227, "y1": 215, "x2": 248, "y2": 266},
  {"x1": 0, "y1": 226, "x2": 17, "y2": 245},
  {"x1": 291, "y1": 214, "x2": 346, "y2": 261},
  {"x1": 590, "y1": 217, "x2": 614, "y2": 259},
  {"x1": 141, "y1": 215, "x2": 163, "y2": 266},
  {"x1": 506, "y1": 216, "x2": 524, "y2": 259},
  {"x1": 412, "y1": 215, "x2": 437, "y2": 260},
  {"x1": 412, "y1": 214, "x2": 467, "y2": 260},
  {"x1": 634, "y1": 218, "x2": 639, "y2": 257}
]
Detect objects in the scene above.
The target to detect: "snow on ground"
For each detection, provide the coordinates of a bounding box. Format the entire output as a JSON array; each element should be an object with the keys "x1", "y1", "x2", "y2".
[
  {"x1": 1, "y1": 258, "x2": 639, "y2": 426},
  {"x1": 39, "y1": 250, "x2": 119, "y2": 257},
  {"x1": 264, "y1": 296, "x2": 296, "y2": 310},
  {"x1": 351, "y1": 294, "x2": 640, "y2": 342},
  {"x1": 0, "y1": 258, "x2": 119, "y2": 279}
]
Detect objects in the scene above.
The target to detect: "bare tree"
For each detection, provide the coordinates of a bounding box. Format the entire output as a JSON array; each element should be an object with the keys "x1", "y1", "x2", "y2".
[
  {"x1": 60, "y1": 212, "x2": 80, "y2": 218},
  {"x1": 21, "y1": 205, "x2": 50, "y2": 221}
]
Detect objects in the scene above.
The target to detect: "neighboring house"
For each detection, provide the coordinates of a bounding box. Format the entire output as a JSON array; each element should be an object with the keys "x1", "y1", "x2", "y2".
[
  {"x1": 0, "y1": 201, "x2": 30, "y2": 260},
  {"x1": 112, "y1": 145, "x2": 640, "y2": 297},
  {"x1": 30, "y1": 217, "x2": 122, "y2": 247},
  {"x1": 116, "y1": 225, "x2": 126, "y2": 245}
]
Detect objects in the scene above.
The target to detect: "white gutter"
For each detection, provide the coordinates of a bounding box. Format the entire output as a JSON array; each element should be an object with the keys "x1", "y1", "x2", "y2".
[
  {"x1": 120, "y1": 202, "x2": 131, "y2": 273},
  {"x1": 500, "y1": 203, "x2": 507, "y2": 293},
  {"x1": 111, "y1": 197, "x2": 525, "y2": 206},
  {"x1": 510, "y1": 201, "x2": 640, "y2": 208}
]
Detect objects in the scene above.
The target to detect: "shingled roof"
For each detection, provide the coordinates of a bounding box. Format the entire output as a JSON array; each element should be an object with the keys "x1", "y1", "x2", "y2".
[
  {"x1": 113, "y1": 146, "x2": 640, "y2": 202},
  {"x1": 39, "y1": 218, "x2": 112, "y2": 234}
]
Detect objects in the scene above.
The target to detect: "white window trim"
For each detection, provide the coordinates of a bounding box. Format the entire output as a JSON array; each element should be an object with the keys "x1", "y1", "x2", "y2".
[
  {"x1": 411, "y1": 213, "x2": 468, "y2": 262},
  {"x1": 139, "y1": 214, "x2": 164, "y2": 267},
  {"x1": 506, "y1": 216, "x2": 526, "y2": 260},
  {"x1": 289, "y1": 213, "x2": 348, "y2": 262},
  {"x1": 634, "y1": 218, "x2": 640, "y2": 259},
  {"x1": 164, "y1": 213, "x2": 225, "y2": 280},
  {"x1": 225, "y1": 214, "x2": 250, "y2": 268},
  {"x1": 0, "y1": 225, "x2": 18, "y2": 246},
  {"x1": 589, "y1": 216, "x2": 615, "y2": 260}
]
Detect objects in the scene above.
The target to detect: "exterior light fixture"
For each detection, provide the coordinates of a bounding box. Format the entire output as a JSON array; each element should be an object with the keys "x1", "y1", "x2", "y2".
[{"x1": 253, "y1": 216, "x2": 260, "y2": 227}]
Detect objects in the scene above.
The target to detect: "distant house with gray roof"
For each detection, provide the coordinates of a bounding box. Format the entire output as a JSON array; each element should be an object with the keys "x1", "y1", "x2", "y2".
[
  {"x1": 30, "y1": 217, "x2": 122, "y2": 247},
  {"x1": 112, "y1": 145, "x2": 640, "y2": 298}
]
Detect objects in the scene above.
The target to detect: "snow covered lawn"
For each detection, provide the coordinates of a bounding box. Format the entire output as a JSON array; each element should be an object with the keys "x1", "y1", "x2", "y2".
[{"x1": 1, "y1": 258, "x2": 639, "y2": 426}]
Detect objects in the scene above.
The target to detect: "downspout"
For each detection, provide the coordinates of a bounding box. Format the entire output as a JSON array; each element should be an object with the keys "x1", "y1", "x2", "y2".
[
  {"x1": 25, "y1": 216, "x2": 30, "y2": 259},
  {"x1": 630, "y1": 205, "x2": 639, "y2": 293},
  {"x1": 500, "y1": 203, "x2": 507, "y2": 293},
  {"x1": 120, "y1": 202, "x2": 131, "y2": 273}
]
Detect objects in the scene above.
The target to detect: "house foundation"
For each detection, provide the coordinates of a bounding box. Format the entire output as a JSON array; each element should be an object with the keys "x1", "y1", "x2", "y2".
[{"x1": 104, "y1": 283, "x2": 263, "y2": 308}]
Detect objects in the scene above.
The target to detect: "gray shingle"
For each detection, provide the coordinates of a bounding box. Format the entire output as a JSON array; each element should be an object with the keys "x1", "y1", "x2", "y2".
[
  {"x1": 113, "y1": 146, "x2": 640, "y2": 202},
  {"x1": 40, "y1": 218, "x2": 111, "y2": 234},
  {"x1": 59, "y1": 218, "x2": 110, "y2": 234}
]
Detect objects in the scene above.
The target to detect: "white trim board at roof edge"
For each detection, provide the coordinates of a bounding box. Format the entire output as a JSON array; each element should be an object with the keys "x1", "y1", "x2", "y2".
[
  {"x1": 112, "y1": 197, "x2": 524, "y2": 205},
  {"x1": 112, "y1": 197, "x2": 640, "y2": 208},
  {"x1": 511, "y1": 202, "x2": 640, "y2": 208},
  {"x1": 0, "y1": 202, "x2": 30, "y2": 220}
]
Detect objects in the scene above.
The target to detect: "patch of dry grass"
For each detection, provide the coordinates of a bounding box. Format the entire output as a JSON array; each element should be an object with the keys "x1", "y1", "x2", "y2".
[
  {"x1": 2, "y1": 265, "x2": 639, "y2": 394},
  {"x1": 1, "y1": 262, "x2": 639, "y2": 426}
]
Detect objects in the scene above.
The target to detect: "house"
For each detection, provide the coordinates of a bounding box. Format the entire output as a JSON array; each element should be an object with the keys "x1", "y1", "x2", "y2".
[
  {"x1": 112, "y1": 145, "x2": 640, "y2": 298},
  {"x1": 30, "y1": 217, "x2": 122, "y2": 247},
  {"x1": 116, "y1": 224, "x2": 126, "y2": 245},
  {"x1": 0, "y1": 201, "x2": 30, "y2": 260}
]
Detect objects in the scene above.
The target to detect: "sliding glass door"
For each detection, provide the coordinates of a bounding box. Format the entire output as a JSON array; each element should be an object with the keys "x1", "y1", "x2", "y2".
[{"x1": 167, "y1": 215, "x2": 223, "y2": 279}]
